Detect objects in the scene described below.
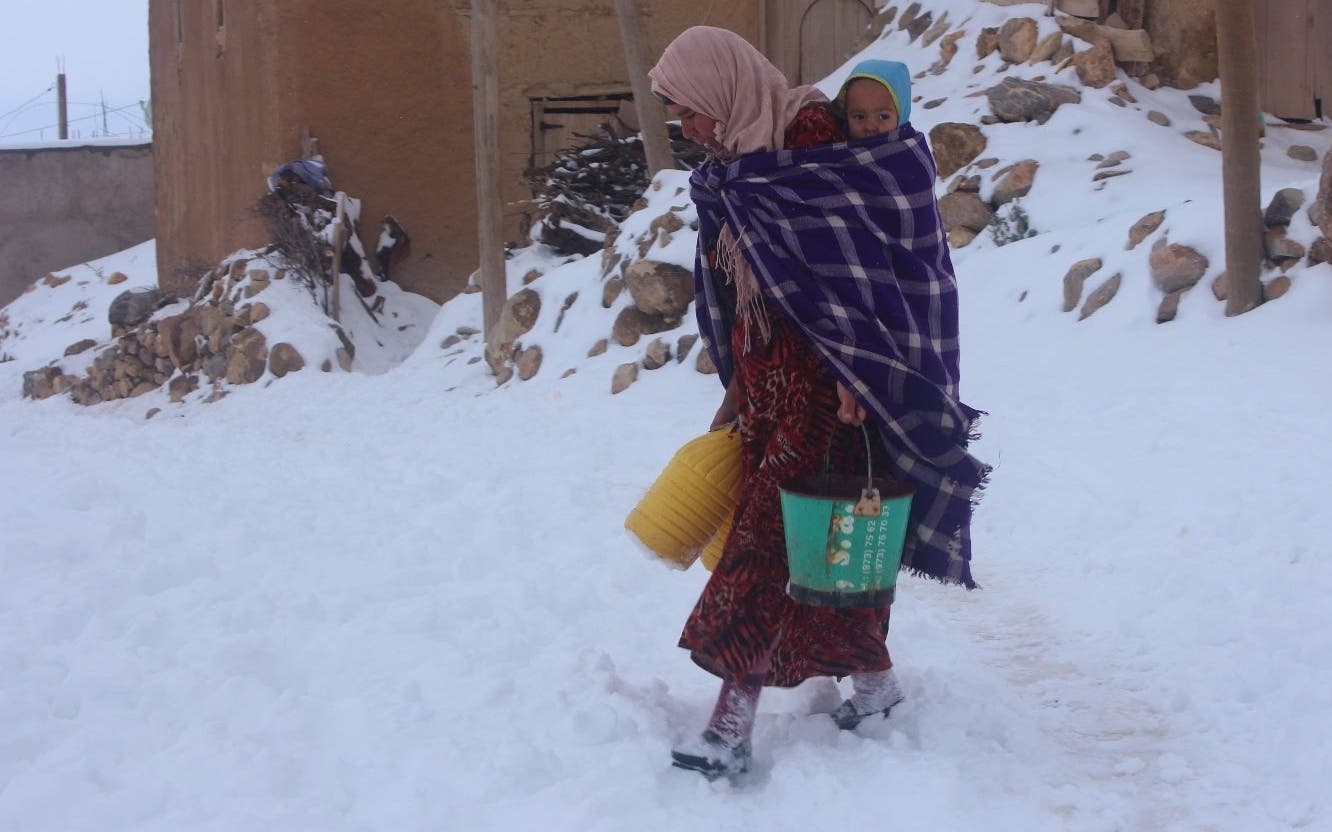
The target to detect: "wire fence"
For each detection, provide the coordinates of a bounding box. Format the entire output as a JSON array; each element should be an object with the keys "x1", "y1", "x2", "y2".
[{"x1": 0, "y1": 90, "x2": 151, "y2": 142}]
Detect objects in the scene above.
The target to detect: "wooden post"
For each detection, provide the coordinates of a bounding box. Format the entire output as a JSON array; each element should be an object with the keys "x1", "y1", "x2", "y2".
[
  {"x1": 330, "y1": 193, "x2": 348, "y2": 323},
  {"x1": 615, "y1": 0, "x2": 675, "y2": 177},
  {"x1": 471, "y1": 0, "x2": 507, "y2": 339},
  {"x1": 56, "y1": 72, "x2": 68, "y2": 140},
  {"x1": 300, "y1": 126, "x2": 319, "y2": 159},
  {"x1": 1216, "y1": 0, "x2": 1263, "y2": 316}
]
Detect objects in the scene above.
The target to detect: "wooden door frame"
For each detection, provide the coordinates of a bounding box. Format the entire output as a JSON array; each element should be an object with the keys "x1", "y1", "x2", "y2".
[{"x1": 797, "y1": 0, "x2": 875, "y2": 85}]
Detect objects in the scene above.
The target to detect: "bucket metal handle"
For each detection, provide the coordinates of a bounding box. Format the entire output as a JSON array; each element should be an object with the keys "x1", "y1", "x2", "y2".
[
  {"x1": 815, "y1": 423, "x2": 882, "y2": 516},
  {"x1": 848, "y1": 423, "x2": 881, "y2": 517}
]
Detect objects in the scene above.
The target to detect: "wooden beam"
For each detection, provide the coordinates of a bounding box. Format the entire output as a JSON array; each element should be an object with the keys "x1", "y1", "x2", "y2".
[
  {"x1": 1055, "y1": 0, "x2": 1099, "y2": 18},
  {"x1": 1215, "y1": 0, "x2": 1263, "y2": 315},
  {"x1": 330, "y1": 193, "x2": 347, "y2": 323},
  {"x1": 615, "y1": 0, "x2": 675, "y2": 177},
  {"x1": 57, "y1": 72, "x2": 68, "y2": 140},
  {"x1": 470, "y1": 0, "x2": 507, "y2": 338},
  {"x1": 1057, "y1": 17, "x2": 1154, "y2": 62}
]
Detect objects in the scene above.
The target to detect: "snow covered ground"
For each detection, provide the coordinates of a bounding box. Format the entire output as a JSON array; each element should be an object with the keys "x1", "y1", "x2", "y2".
[{"x1": 3, "y1": 1, "x2": 1331, "y2": 829}]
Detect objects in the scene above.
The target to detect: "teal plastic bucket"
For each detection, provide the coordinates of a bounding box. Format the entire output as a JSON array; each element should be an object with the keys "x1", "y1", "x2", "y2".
[{"x1": 780, "y1": 468, "x2": 913, "y2": 609}]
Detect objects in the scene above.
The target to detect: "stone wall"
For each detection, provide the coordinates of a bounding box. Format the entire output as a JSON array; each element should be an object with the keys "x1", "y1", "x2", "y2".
[{"x1": 0, "y1": 141, "x2": 154, "y2": 308}]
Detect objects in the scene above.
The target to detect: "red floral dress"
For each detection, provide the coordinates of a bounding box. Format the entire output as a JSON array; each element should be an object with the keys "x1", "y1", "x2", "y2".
[{"x1": 679, "y1": 104, "x2": 894, "y2": 687}]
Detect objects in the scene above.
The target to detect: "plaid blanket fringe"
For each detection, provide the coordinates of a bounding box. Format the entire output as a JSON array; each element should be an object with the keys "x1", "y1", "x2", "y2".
[{"x1": 690, "y1": 125, "x2": 990, "y2": 587}]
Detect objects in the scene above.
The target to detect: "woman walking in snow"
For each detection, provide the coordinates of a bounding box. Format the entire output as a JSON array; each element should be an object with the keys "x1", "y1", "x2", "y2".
[{"x1": 648, "y1": 27, "x2": 989, "y2": 778}]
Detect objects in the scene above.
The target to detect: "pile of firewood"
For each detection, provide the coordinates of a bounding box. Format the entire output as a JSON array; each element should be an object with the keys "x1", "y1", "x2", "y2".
[{"x1": 523, "y1": 125, "x2": 706, "y2": 255}]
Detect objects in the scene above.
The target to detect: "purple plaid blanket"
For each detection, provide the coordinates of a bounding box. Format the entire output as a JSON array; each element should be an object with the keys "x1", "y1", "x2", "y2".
[{"x1": 690, "y1": 125, "x2": 989, "y2": 587}]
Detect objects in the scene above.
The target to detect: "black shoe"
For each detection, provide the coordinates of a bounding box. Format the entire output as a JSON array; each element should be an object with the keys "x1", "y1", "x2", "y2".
[
  {"x1": 830, "y1": 695, "x2": 904, "y2": 730},
  {"x1": 671, "y1": 729, "x2": 752, "y2": 779}
]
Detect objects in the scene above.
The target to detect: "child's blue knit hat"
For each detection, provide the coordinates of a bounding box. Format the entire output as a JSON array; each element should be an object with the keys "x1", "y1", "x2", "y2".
[{"x1": 836, "y1": 59, "x2": 912, "y2": 127}]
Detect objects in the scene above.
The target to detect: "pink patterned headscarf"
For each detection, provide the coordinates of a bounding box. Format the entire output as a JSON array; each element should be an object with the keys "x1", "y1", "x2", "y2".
[{"x1": 648, "y1": 26, "x2": 826, "y2": 156}]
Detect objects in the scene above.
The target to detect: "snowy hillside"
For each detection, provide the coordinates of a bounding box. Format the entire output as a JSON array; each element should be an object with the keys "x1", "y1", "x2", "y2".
[{"x1": 3, "y1": 1, "x2": 1331, "y2": 829}]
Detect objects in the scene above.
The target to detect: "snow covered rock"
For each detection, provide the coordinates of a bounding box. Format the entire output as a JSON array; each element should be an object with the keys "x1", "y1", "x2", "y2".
[
  {"x1": 1062, "y1": 258, "x2": 1103, "y2": 313},
  {"x1": 997, "y1": 17, "x2": 1038, "y2": 63},
  {"x1": 1150, "y1": 239, "x2": 1210, "y2": 294},
  {"x1": 623, "y1": 261, "x2": 693, "y2": 323},
  {"x1": 929, "y1": 122, "x2": 987, "y2": 178},
  {"x1": 984, "y1": 77, "x2": 1082, "y2": 125}
]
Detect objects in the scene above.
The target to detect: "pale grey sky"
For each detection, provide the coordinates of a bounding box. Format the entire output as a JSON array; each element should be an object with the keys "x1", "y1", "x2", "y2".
[{"x1": 0, "y1": 0, "x2": 151, "y2": 143}]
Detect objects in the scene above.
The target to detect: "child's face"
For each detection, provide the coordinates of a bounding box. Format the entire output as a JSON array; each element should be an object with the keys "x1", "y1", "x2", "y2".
[{"x1": 844, "y1": 78, "x2": 899, "y2": 139}]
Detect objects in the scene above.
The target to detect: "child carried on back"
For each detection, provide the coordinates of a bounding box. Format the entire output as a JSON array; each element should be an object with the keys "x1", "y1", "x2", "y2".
[{"x1": 834, "y1": 59, "x2": 913, "y2": 140}]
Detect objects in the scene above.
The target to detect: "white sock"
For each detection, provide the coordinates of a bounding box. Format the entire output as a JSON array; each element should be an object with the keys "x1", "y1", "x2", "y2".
[{"x1": 848, "y1": 668, "x2": 903, "y2": 713}]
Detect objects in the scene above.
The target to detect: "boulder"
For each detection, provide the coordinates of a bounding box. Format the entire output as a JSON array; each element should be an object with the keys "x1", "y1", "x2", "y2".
[
  {"x1": 168, "y1": 374, "x2": 199, "y2": 403},
  {"x1": 1149, "y1": 239, "x2": 1209, "y2": 293},
  {"x1": 929, "y1": 122, "x2": 988, "y2": 178},
  {"x1": 997, "y1": 18, "x2": 1038, "y2": 63},
  {"x1": 905, "y1": 10, "x2": 932, "y2": 41},
  {"x1": 612, "y1": 305, "x2": 674, "y2": 347},
  {"x1": 1263, "y1": 275, "x2": 1292, "y2": 302},
  {"x1": 1126, "y1": 210, "x2": 1165, "y2": 250},
  {"x1": 948, "y1": 227, "x2": 980, "y2": 249},
  {"x1": 1062, "y1": 258, "x2": 1103, "y2": 312},
  {"x1": 602, "y1": 276, "x2": 625, "y2": 309},
  {"x1": 938, "y1": 191, "x2": 995, "y2": 233},
  {"x1": 1079, "y1": 273, "x2": 1122, "y2": 320},
  {"x1": 1185, "y1": 131, "x2": 1222, "y2": 152},
  {"x1": 198, "y1": 305, "x2": 236, "y2": 354},
  {"x1": 976, "y1": 26, "x2": 999, "y2": 59},
  {"x1": 1312, "y1": 152, "x2": 1332, "y2": 239},
  {"x1": 1110, "y1": 82, "x2": 1138, "y2": 104},
  {"x1": 1263, "y1": 228, "x2": 1306, "y2": 270},
  {"x1": 1073, "y1": 41, "x2": 1117, "y2": 89},
  {"x1": 992, "y1": 160, "x2": 1039, "y2": 207},
  {"x1": 268, "y1": 342, "x2": 305, "y2": 378},
  {"x1": 1263, "y1": 188, "x2": 1305, "y2": 227},
  {"x1": 1308, "y1": 236, "x2": 1332, "y2": 267},
  {"x1": 202, "y1": 352, "x2": 229, "y2": 381},
  {"x1": 948, "y1": 174, "x2": 982, "y2": 193},
  {"x1": 108, "y1": 288, "x2": 164, "y2": 329},
  {"x1": 984, "y1": 77, "x2": 1081, "y2": 124},
  {"x1": 64, "y1": 339, "x2": 97, "y2": 357},
  {"x1": 225, "y1": 327, "x2": 269, "y2": 385},
  {"x1": 921, "y1": 14, "x2": 950, "y2": 48},
  {"x1": 22, "y1": 366, "x2": 63, "y2": 400},
  {"x1": 642, "y1": 338, "x2": 671, "y2": 370},
  {"x1": 936, "y1": 29, "x2": 966, "y2": 69},
  {"x1": 695, "y1": 348, "x2": 719, "y2": 375},
  {"x1": 1188, "y1": 95, "x2": 1220, "y2": 116},
  {"x1": 1156, "y1": 289, "x2": 1184, "y2": 324},
  {"x1": 623, "y1": 260, "x2": 693, "y2": 321},
  {"x1": 516, "y1": 345, "x2": 543, "y2": 381},
  {"x1": 611, "y1": 362, "x2": 639, "y2": 394},
  {"x1": 649, "y1": 211, "x2": 684, "y2": 237},
  {"x1": 484, "y1": 288, "x2": 541, "y2": 378},
  {"x1": 601, "y1": 250, "x2": 622, "y2": 280},
  {"x1": 676, "y1": 333, "x2": 699, "y2": 362},
  {"x1": 553, "y1": 292, "x2": 579, "y2": 334},
  {"x1": 1028, "y1": 32, "x2": 1064, "y2": 65}
]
